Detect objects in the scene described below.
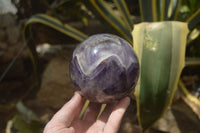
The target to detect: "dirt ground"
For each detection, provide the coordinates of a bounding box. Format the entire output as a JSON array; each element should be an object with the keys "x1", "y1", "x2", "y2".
[{"x1": 1, "y1": 45, "x2": 200, "y2": 133}]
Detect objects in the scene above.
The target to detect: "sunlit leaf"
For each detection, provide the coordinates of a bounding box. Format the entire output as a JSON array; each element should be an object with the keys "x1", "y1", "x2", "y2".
[
  {"x1": 79, "y1": 100, "x2": 90, "y2": 119},
  {"x1": 7, "y1": 102, "x2": 44, "y2": 133},
  {"x1": 162, "y1": 0, "x2": 171, "y2": 20},
  {"x1": 139, "y1": 0, "x2": 154, "y2": 22},
  {"x1": 24, "y1": 14, "x2": 88, "y2": 42},
  {"x1": 132, "y1": 21, "x2": 189, "y2": 129},
  {"x1": 83, "y1": 0, "x2": 132, "y2": 43},
  {"x1": 113, "y1": 0, "x2": 133, "y2": 31},
  {"x1": 152, "y1": 0, "x2": 158, "y2": 21},
  {"x1": 150, "y1": 0, "x2": 171, "y2": 21},
  {"x1": 187, "y1": 27, "x2": 200, "y2": 44},
  {"x1": 23, "y1": 14, "x2": 88, "y2": 76},
  {"x1": 79, "y1": 100, "x2": 106, "y2": 120},
  {"x1": 16, "y1": 102, "x2": 40, "y2": 121},
  {"x1": 152, "y1": 0, "x2": 180, "y2": 21},
  {"x1": 185, "y1": 58, "x2": 200, "y2": 66},
  {"x1": 8, "y1": 115, "x2": 44, "y2": 133},
  {"x1": 168, "y1": 0, "x2": 182, "y2": 20},
  {"x1": 152, "y1": 0, "x2": 170, "y2": 21},
  {"x1": 187, "y1": 9, "x2": 200, "y2": 31}
]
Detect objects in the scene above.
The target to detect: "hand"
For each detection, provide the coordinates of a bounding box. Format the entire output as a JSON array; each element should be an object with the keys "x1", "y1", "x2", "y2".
[{"x1": 43, "y1": 92, "x2": 130, "y2": 133}]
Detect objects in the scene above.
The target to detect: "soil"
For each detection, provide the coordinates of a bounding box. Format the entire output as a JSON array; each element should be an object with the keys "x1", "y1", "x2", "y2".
[{"x1": 1, "y1": 45, "x2": 200, "y2": 133}]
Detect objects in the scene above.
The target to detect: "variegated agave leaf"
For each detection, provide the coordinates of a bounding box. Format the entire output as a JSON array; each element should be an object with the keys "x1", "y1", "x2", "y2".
[{"x1": 132, "y1": 21, "x2": 189, "y2": 129}]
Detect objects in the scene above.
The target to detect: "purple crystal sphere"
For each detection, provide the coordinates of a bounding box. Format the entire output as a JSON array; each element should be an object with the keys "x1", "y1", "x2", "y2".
[{"x1": 69, "y1": 34, "x2": 139, "y2": 103}]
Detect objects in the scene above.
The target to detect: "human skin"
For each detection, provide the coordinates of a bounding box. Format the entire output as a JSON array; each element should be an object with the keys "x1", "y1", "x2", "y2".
[{"x1": 43, "y1": 92, "x2": 130, "y2": 133}]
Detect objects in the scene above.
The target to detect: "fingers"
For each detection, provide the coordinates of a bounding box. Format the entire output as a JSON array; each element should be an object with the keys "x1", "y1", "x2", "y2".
[
  {"x1": 97, "y1": 103, "x2": 116, "y2": 123},
  {"x1": 82, "y1": 102, "x2": 102, "y2": 123},
  {"x1": 94, "y1": 97, "x2": 130, "y2": 132},
  {"x1": 51, "y1": 91, "x2": 85, "y2": 127},
  {"x1": 103, "y1": 97, "x2": 130, "y2": 133},
  {"x1": 92, "y1": 103, "x2": 116, "y2": 131}
]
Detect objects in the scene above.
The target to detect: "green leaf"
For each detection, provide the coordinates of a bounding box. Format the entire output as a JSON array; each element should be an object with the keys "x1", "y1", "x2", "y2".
[
  {"x1": 83, "y1": 0, "x2": 132, "y2": 43},
  {"x1": 23, "y1": 14, "x2": 88, "y2": 76},
  {"x1": 187, "y1": 9, "x2": 200, "y2": 31},
  {"x1": 168, "y1": 0, "x2": 182, "y2": 20},
  {"x1": 139, "y1": 0, "x2": 154, "y2": 22},
  {"x1": 79, "y1": 100, "x2": 90, "y2": 119},
  {"x1": 185, "y1": 58, "x2": 200, "y2": 66},
  {"x1": 187, "y1": 27, "x2": 200, "y2": 44},
  {"x1": 7, "y1": 102, "x2": 44, "y2": 133},
  {"x1": 16, "y1": 102, "x2": 40, "y2": 121},
  {"x1": 152, "y1": 0, "x2": 173, "y2": 21},
  {"x1": 113, "y1": 0, "x2": 133, "y2": 31},
  {"x1": 153, "y1": 0, "x2": 162, "y2": 21},
  {"x1": 132, "y1": 21, "x2": 189, "y2": 129},
  {"x1": 24, "y1": 14, "x2": 88, "y2": 42},
  {"x1": 51, "y1": 0, "x2": 80, "y2": 9},
  {"x1": 9, "y1": 115, "x2": 44, "y2": 133},
  {"x1": 79, "y1": 100, "x2": 106, "y2": 120},
  {"x1": 179, "y1": 79, "x2": 200, "y2": 119},
  {"x1": 163, "y1": 0, "x2": 171, "y2": 20}
]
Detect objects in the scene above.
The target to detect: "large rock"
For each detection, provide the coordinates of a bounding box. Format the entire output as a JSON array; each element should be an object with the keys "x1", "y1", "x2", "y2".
[
  {"x1": 6, "y1": 25, "x2": 21, "y2": 44},
  {"x1": 35, "y1": 56, "x2": 75, "y2": 109},
  {"x1": 0, "y1": 0, "x2": 17, "y2": 14},
  {"x1": 0, "y1": 14, "x2": 16, "y2": 28}
]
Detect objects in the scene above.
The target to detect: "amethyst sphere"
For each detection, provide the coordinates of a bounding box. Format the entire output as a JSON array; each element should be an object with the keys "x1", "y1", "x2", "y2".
[{"x1": 69, "y1": 34, "x2": 139, "y2": 103}]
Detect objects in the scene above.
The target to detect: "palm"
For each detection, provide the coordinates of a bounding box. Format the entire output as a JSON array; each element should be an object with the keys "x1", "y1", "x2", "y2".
[{"x1": 44, "y1": 92, "x2": 130, "y2": 133}]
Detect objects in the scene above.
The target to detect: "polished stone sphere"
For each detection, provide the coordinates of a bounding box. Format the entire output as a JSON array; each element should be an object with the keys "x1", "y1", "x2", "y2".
[{"x1": 69, "y1": 34, "x2": 139, "y2": 103}]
